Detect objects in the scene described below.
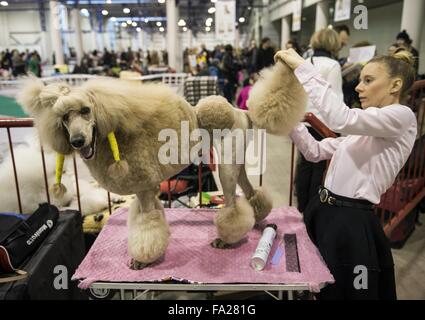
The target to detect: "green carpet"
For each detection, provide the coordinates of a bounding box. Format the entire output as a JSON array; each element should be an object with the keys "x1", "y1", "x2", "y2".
[{"x1": 0, "y1": 95, "x2": 28, "y2": 118}]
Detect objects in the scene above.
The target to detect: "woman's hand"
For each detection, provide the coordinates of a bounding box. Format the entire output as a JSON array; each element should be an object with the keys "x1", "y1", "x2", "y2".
[{"x1": 274, "y1": 48, "x2": 305, "y2": 70}]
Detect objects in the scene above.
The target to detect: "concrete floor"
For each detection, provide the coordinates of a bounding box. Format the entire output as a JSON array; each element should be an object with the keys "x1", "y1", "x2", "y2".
[{"x1": 251, "y1": 133, "x2": 425, "y2": 300}]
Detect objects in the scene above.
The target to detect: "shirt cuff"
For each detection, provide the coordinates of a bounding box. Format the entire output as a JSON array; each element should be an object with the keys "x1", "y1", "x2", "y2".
[
  {"x1": 289, "y1": 123, "x2": 306, "y2": 140},
  {"x1": 294, "y1": 61, "x2": 319, "y2": 84}
]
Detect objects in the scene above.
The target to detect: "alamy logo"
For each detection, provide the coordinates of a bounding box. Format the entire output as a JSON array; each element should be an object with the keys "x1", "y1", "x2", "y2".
[
  {"x1": 26, "y1": 220, "x2": 53, "y2": 246},
  {"x1": 353, "y1": 265, "x2": 368, "y2": 290},
  {"x1": 158, "y1": 121, "x2": 267, "y2": 175}
]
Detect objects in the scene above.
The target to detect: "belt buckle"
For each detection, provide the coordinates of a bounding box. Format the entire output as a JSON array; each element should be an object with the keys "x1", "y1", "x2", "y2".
[
  {"x1": 319, "y1": 188, "x2": 329, "y2": 203},
  {"x1": 319, "y1": 188, "x2": 336, "y2": 205}
]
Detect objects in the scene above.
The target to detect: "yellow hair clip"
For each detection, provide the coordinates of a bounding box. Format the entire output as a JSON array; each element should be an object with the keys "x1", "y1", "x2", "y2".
[
  {"x1": 107, "y1": 132, "x2": 129, "y2": 178},
  {"x1": 51, "y1": 153, "x2": 67, "y2": 198}
]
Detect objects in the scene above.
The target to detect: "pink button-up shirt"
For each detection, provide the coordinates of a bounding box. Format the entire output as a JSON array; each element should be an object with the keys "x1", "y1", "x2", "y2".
[{"x1": 289, "y1": 61, "x2": 417, "y2": 204}]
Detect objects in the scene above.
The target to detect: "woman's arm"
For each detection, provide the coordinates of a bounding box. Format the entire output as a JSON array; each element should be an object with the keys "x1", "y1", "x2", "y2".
[
  {"x1": 294, "y1": 61, "x2": 414, "y2": 138},
  {"x1": 289, "y1": 124, "x2": 345, "y2": 162},
  {"x1": 275, "y1": 49, "x2": 415, "y2": 138}
]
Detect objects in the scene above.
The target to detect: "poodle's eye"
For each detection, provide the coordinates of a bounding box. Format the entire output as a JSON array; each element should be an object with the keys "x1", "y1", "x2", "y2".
[
  {"x1": 63, "y1": 113, "x2": 69, "y2": 122},
  {"x1": 80, "y1": 107, "x2": 91, "y2": 115}
]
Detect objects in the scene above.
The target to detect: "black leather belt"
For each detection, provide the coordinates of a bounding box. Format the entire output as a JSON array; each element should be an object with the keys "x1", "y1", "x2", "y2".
[{"x1": 318, "y1": 187, "x2": 374, "y2": 211}]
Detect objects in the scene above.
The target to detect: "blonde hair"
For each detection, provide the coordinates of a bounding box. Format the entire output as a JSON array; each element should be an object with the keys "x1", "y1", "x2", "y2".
[
  {"x1": 310, "y1": 28, "x2": 341, "y2": 56},
  {"x1": 369, "y1": 49, "x2": 416, "y2": 100}
]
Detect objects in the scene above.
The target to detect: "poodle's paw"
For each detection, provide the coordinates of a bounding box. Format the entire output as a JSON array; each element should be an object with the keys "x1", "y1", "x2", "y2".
[
  {"x1": 129, "y1": 259, "x2": 149, "y2": 270},
  {"x1": 128, "y1": 209, "x2": 170, "y2": 264},
  {"x1": 249, "y1": 188, "x2": 273, "y2": 223},
  {"x1": 210, "y1": 238, "x2": 232, "y2": 249},
  {"x1": 213, "y1": 197, "x2": 255, "y2": 245}
]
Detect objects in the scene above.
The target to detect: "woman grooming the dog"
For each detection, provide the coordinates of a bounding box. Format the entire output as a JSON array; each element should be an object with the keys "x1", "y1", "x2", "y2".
[{"x1": 275, "y1": 48, "x2": 417, "y2": 299}]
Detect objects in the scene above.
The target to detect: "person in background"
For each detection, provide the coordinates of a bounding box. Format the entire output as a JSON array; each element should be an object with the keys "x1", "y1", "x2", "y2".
[
  {"x1": 236, "y1": 74, "x2": 257, "y2": 110},
  {"x1": 246, "y1": 40, "x2": 258, "y2": 74},
  {"x1": 27, "y1": 52, "x2": 41, "y2": 77},
  {"x1": 294, "y1": 27, "x2": 344, "y2": 214},
  {"x1": 221, "y1": 44, "x2": 239, "y2": 103},
  {"x1": 276, "y1": 47, "x2": 416, "y2": 300},
  {"x1": 334, "y1": 24, "x2": 350, "y2": 49},
  {"x1": 286, "y1": 39, "x2": 302, "y2": 55},
  {"x1": 12, "y1": 50, "x2": 26, "y2": 77},
  {"x1": 396, "y1": 30, "x2": 419, "y2": 75},
  {"x1": 200, "y1": 44, "x2": 210, "y2": 65},
  {"x1": 256, "y1": 37, "x2": 275, "y2": 72}
]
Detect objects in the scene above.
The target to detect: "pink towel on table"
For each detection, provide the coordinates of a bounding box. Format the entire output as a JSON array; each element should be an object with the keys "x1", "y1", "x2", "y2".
[{"x1": 72, "y1": 207, "x2": 334, "y2": 292}]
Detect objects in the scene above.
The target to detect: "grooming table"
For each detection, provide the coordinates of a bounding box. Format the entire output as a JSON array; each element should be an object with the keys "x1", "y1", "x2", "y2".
[{"x1": 72, "y1": 207, "x2": 334, "y2": 300}]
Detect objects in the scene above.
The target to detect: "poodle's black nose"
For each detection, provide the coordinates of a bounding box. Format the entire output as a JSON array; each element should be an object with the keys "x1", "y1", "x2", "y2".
[{"x1": 70, "y1": 135, "x2": 85, "y2": 148}]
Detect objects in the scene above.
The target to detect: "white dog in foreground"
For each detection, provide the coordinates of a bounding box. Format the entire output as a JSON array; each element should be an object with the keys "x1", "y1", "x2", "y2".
[{"x1": 0, "y1": 135, "x2": 120, "y2": 215}]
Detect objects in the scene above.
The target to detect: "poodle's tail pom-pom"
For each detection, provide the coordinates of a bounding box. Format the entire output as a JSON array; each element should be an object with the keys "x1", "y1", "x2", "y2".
[
  {"x1": 51, "y1": 183, "x2": 67, "y2": 199},
  {"x1": 247, "y1": 62, "x2": 308, "y2": 136},
  {"x1": 195, "y1": 95, "x2": 235, "y2": 135},
  {"x1": 108, "y1": 160, "x2": 129, "y2": 178}
]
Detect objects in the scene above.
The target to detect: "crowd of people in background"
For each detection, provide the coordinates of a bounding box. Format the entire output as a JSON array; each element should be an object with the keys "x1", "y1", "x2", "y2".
[
  {"x1": 0, "y1": 49, "x2": 42, "y2": 78},
  {"x1": 0, "y1": 26, "x2": 422, "y2": 110}
]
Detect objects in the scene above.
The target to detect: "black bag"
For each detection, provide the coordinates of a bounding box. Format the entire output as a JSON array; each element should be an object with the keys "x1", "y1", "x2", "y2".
[{"x1": 0, "y1": 203, "x2": 59, "y2": 273}]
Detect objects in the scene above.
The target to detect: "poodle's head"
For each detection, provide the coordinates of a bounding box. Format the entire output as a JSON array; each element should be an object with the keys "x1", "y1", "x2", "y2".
[
  {"x1": 17, "y1": 80, "x2": 97, "y2": 159},
  {"x1": 56, "y1": 93, "x2": 97, "y2": 160}
]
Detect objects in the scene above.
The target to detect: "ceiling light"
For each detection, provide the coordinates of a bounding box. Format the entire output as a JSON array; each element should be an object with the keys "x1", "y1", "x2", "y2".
[
  {"x1": 127, "y1": 19, "x2": 132, "y2": 24},
  {"x1": 121, "y1": 22, "x2": 127, "y2": 27},
  {"x1": 183, "y1": 27, "x2": 188, "y2": 32},
  {"x1": 211, "y1": 0, "x2": 217, "y2": 3},
  {"x1": 159, "y1": 27, "x2": 165, "y2": 32},
  {"x1": 123, "y1": 8, "x2": 130, "y2": 14},
  {"x1": 80, "y1": 8, "x2": 89, "y2": 16},
  {"x1": 178, "y1": 19, "x2": 186, "y2": 27},
  {"x1": 158, "y1": 0, "x2": 165, "y2": 3},
  {"x1": 239, "y1": 17, "x2": 245, "y2": 23},
  {"x1": 132, "y1": 22, "x2": 137, "y2": 27},
  {"x1": 0, "y1": 1, "x2": 8, "y2": 6},
  {"x1": 110, "y1": 17, "x2": 116, "y2": 22},
  {"x1": 156, "y1": 21, "x2": 162, "y2": 27},
  {"x1": 208, "y1": 7, "x2": 216, "y2": 14},
  {"x1": 102, "y1": 10, "x2": 108, "y2": 16},
  {"x1": 136, "y1": 27, "x2": 142, "y2": 32},
  {"x1": 205, "y1": 26, "x2": 211, "y2": 32},
  {"x1": 144, "y1": 18, "x2": 149, "y2": 23},
  {"x1": 106, "y1": 0, "x2": 112, "y2": 4}
]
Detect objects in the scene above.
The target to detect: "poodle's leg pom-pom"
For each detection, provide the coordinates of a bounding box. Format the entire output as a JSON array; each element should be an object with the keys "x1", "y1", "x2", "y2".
[
  {"x1": 212, "y1": 196, "x2": 255, "y2": 248},
  {"x1": 249, "y1": 187, "x2": 273, "y2": 223},
  {"x1": 107, "y1": 160, "x2": 129, "y2": 178},
  {"x1": 51, "y1": 183, "x2": 67, "y2": 199}
]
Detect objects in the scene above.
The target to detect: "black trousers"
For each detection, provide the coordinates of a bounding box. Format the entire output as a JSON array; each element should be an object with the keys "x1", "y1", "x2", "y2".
[
  {"x1": 304, "y1": 194, "x2": 397, "y2": 300},
  {"x1": 295, "y1": 126, "x2": 327, "y2": 213}
]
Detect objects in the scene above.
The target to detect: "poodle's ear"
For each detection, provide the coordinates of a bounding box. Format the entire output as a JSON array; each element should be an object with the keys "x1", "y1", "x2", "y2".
[
  {"x1": 16, "y1": 78, "x2": 45, "y2": 116},
  {"x1": 37, "y1": 111, "x2": 73, "y2": 155},
  {"x1": 17, "y1": 79, "x2": 71, "y2": 116}
]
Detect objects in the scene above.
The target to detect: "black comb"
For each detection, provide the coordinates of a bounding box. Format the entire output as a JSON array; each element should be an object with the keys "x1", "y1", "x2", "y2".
[{"x1": 284, "y1": 234, "x2": 301, "y2": 272}]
